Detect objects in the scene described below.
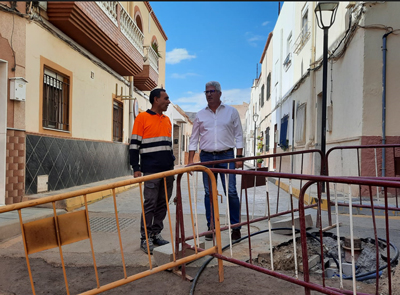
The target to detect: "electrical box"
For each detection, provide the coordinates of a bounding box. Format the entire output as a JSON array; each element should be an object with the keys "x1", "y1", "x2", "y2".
[{"x1": 9, "y1": 77, "x2": 28, "y2": 101}]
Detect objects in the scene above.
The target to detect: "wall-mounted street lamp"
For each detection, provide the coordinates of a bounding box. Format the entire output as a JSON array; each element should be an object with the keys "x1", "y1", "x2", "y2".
[
  {"x1": 253, "y1": 112, "x2": 259, "y2": 167},
  {"x1": 315, "y1": 1, "x2": 339, "y2": 183}
]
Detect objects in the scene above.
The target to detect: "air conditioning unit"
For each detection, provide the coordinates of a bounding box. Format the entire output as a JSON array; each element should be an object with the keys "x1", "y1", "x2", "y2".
[{"x1": 9, "y1": 77, "x2": 28, "y2": 101}]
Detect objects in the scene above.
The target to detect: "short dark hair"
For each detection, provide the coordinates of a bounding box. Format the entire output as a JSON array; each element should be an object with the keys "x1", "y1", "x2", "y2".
[{"x1": 149, "y1": 88, "x2": 166, "y2": 104}]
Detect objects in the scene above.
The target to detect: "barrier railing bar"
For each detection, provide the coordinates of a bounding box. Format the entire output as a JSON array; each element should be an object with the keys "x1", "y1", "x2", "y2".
[
  {"x1": 83, "y1": 194, "x2": 100, "y2": 288},
  {"x1": 384, "y1": 187, "x2": 392, "y2": 295},
  {"x1": 368, "y1": 186, "x2": 380, "y2": 295},
  {"x1": 244, "y1": 178, "x2": 253, "y2": 264},
  {"x1": 224, "y1": 173, "x2": 233, "y2": 257},
  {"x1": 80, "y1": 247, "x2": 219, "y2": 295},
  {"x1": 348, "y1": 185, "x2": 357, "y2": 294},
  {"x1": 52, "y1": 202, "x2": 70, "y2": 295},
  {"x1": 333, "y1": 184, "x2": 343, "y2": 289},
  {"x1": 357, "y1": 148, "x2": 363, "y2": 205},
  {"x1": 210, "y1": 252, "x2": 347, "y2": 295},
  {"x1": 164, "y1": 177, "x2": 176, "y2": 263},
  {"x1": 317, "y1": 183, "x2": 326, "y2": 288},
  {"x1": 18, "y1": 209, "x2": 36, "y2": 295},
  {"x1": 186, "y1": 173, "x2": 198, "y2": 255},
  {"x1": 111, "y1": 188, "x2": 127, "y2": 279},
  {"x1": 267, "y1": 182, "x2": 274, "y2": 271},
  {"x1": 289, "y1": 179, "x2": 298, "y2": 279},
  {"x1": 138, "y1": 182, "x2": 152, "y2": 268}
]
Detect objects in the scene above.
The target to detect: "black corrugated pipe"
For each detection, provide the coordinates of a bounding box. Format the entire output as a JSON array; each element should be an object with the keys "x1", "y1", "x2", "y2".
[{"x1": 382, "y1": 31, "x2": 393, "y2": 178}]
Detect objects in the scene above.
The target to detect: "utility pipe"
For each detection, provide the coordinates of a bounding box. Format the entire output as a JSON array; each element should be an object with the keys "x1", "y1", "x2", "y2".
[
  {"x1": 381, "y1": 31, "x2": 393, "y2": 178},
  {"x1": 129, "y1": 78, "x2": 134, "y2": 136}
]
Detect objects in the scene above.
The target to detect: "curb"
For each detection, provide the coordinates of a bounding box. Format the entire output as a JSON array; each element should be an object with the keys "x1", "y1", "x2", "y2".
[{"x1": 24, "y1": 183, "x2": 138, "y2": 212}]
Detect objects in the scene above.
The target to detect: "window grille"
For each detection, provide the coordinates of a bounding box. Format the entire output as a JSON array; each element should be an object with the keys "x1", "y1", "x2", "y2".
[
  {"x1": 43, "y1": 70, "x2": 70, "y2": 131},
  {"x1": 267, "y1": 73, "x2": 271, "y2": 100},
  {"x1": 113, "y1": 100, "x2": 123, "y2": 142}
]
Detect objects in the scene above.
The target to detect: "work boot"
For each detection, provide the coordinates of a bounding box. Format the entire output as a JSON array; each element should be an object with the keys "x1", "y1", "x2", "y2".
[
  {"x1": 205, "y1": 227, "x2": 213, "y2": 241},
  {"x1": 231, "y1": 228, "x2": 241, "y2": 241},
  {"x1": 140, "y1": 238, "x2": 154, "y2": 255},
  {"x1": 152, "y1": 233, "x2": 169, "y2": 246}
]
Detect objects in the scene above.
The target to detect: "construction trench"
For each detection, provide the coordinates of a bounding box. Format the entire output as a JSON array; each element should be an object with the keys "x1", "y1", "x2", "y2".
[{"x1": 0, "y1": 144, "x2": 399, "y2": 294}]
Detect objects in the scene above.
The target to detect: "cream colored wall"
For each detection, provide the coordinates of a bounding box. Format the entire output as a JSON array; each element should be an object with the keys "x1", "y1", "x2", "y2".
[
  {"x1": 361, "y1": 1, "x2": 400, "y2": 136},
  {"x1": 25, "y1": 22, "x2": 130, "y2": 142},
  {"x1": 124, "y1": 1, "x2": 166, "y2": 89}
]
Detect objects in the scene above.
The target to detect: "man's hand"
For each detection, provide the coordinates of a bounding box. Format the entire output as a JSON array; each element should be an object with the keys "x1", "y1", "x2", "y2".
[{"x1": 134, "y1": 171, "x2": 142, "y2": 178}]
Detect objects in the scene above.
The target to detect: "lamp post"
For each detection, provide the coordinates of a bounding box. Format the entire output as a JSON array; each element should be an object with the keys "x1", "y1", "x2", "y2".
[
  {"x1": 315, "y1": 1, "x2": 339, "y2": 184},
  {"x1": 253, "y1": 113, "x2": 259, "y2": 167}
]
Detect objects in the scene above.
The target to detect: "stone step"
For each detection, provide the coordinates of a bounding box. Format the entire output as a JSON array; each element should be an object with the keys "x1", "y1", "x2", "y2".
[
  {"x1": 271, "y1": 214, "x2": 313, "y2": 235},
  {"x1": 153, "y1": 239, "x2": 206, "y2": 267}
]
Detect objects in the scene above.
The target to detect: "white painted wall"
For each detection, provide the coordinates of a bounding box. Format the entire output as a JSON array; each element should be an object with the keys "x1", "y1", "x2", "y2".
[{"x1": 0, "y1": 60, "x2": 7, "y2": 206}]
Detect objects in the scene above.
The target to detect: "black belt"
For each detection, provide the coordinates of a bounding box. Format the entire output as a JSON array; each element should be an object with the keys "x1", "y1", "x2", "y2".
[{"x1": 203, "y1": 148, "x2": 233, "y2": 155}]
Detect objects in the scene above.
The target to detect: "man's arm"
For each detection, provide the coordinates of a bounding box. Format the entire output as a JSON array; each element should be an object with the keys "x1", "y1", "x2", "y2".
[
  {"x1": 130, "y1": 116, "x2": 143, "y2": 177},
  {"x1": 235, "y1": 148, "x2": 243, "y2": 169},
  {"x1": 232, "y1": 109, "x2": 244, "y2": 169},
  {"x1": 188, "y1": 116, "x2": 200, "y2": 166},
  {"x1": 188, "y1": 150, "x2": 196, "y2": 165}
]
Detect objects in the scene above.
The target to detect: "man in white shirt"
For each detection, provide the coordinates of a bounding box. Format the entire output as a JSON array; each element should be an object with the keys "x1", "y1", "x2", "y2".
[{"x1": 188, "y1": 81, "x2": 244, "y2": 241}]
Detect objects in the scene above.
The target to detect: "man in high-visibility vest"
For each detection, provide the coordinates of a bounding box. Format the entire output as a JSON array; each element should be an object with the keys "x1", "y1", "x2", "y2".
[{"x1": 129, "y1": 88, "x2": 175, "y2": 255}]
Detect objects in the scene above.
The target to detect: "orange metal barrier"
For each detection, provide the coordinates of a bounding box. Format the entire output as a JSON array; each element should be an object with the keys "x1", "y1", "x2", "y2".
[{"x1": 0, "y1": 165, "x2": 223, "y2": 295}]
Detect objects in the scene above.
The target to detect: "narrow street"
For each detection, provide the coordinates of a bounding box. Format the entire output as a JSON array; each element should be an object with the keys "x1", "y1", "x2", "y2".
[{"x1": 0, "y1": 166, "x2": 395, "y2": 294}]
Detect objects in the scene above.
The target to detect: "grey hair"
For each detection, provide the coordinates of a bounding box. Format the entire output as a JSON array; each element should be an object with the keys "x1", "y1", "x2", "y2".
[{"x1": 205, "y1": 81, "x2": 221, "y2": 92}]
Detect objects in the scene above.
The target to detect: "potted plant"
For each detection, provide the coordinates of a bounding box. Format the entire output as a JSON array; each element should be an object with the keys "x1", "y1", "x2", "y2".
[{"x1": 257, "y1": 158, "x2": 263, "y2": 168}]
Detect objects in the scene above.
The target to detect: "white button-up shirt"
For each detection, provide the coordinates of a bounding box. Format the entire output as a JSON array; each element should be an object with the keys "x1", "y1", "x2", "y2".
[{"x1": 189, "y1": 103, "x2": 244, "y2": 152}]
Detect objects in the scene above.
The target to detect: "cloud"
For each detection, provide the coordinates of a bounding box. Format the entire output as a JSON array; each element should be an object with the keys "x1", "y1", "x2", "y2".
[
  {"x1": 245, "y1": 32, "x2": 265, "y2": 47},
  {"x1": 170, "y1": 72, "x2": 199, "y2": 79},
  {"x1": 173, "y1": 88, "x2": 251, "y2": 112},
  {"x1": 166, "y1": 48, "x2": 196, "y2": 65},
  {"x1": 262, "y1": 21, "x2": 270, "y2": 26}
]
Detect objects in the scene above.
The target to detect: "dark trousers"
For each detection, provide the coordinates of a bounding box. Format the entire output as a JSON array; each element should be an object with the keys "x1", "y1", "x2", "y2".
[{"x1": 140, "y1": 174, "x2": 174, "y2": 240}]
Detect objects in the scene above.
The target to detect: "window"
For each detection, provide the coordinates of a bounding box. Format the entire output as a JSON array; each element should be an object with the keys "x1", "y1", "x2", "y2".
[
  {"x1": 280, "y1": 115, "x2": 289, "y2": 149},
  {"x1": 265, "y1": 127, "x2": 270, "y2": 151},
  {"x1": 295, "y1": 103, "x2": 306, "y2": 144},
  {"x1": 260, "y1": 84, "x2": 265, "y2": 107},
  {"x1": 113, "y1": 100, "x2": 123, "y2": 142},
  {"x1": 42, "y1": 68, "x2": 70, "y2": 131},
  {"x1": 286, "y1": 32, "x2": 292, "y2": 56},
  {"x1": 302, "y1": 9, "x2": 308, "y2": 38},
  {"x1": 267, "y1": 73, "x2": 271, "y2": 100},
  {"x1": 283, "y1": 32, "x2": 292, "y2": 70}
]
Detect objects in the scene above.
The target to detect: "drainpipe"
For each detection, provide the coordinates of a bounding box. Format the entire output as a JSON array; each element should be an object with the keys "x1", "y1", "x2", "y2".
[
  {"x1": 382, "y1": 31, "x2": 393, "y2": 177},
  {"x1": 129, "y1": 78, "x2": 134, "y2": 136}
]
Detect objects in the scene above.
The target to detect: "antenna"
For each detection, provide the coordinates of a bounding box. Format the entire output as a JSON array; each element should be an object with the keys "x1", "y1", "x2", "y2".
[{"x1": 256, "y1": 63, "x2": 258, "y2": 79}]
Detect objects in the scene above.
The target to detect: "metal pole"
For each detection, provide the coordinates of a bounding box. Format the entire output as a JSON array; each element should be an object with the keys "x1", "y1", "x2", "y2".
[
  {"x1": 254, "y1": 120, "x2": 257, "y2": 167},
  {"x1": 321, "y1": 27, "x2": 329, "y2": 192}
]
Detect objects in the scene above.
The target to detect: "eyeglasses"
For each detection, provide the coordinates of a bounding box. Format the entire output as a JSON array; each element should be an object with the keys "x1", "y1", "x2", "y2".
[{"x1": 204, "y1": 90, "x2": 219, "y2": 95}]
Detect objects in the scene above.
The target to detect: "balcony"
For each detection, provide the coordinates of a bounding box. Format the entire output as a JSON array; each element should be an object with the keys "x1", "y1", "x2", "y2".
[
  {"x1": 293, "y1": 22, "x2": 311, "y2": 54},
  {"x1": 47, "y1": 2, "x2": 145, "y2": 77},
  {"x1": 134, "y1": 45, "x2": 159, "y2": 90}
]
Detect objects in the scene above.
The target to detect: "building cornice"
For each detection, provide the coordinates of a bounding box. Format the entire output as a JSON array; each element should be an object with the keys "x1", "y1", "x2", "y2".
[{"x1": 260, "y1": 32, "x2": 273, "y2": 64}]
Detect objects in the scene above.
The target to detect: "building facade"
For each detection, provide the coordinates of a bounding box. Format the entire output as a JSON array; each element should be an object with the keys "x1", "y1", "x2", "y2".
[
  {"x1": 246, "y1": 1, "x2": 400, "y2": 193},
  {"x1": 0, "y1": 1, "x2": 189, "y2": 205}
]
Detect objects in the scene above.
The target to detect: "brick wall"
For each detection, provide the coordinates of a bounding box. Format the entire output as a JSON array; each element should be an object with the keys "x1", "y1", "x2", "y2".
[{"x1": 5, "y1": 130, "x2": 25, "y2": 204}]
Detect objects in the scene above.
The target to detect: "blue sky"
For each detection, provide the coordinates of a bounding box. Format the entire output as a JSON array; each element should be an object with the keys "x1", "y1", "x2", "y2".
[{"x1": 150, "y1": 1, "x2": 280, "y2": 112}]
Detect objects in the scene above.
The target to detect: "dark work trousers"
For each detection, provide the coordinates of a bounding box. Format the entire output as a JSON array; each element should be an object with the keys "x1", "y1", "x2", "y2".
[{"x1": 140, "y1": 173, "x2": 174, "y2": 240}]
